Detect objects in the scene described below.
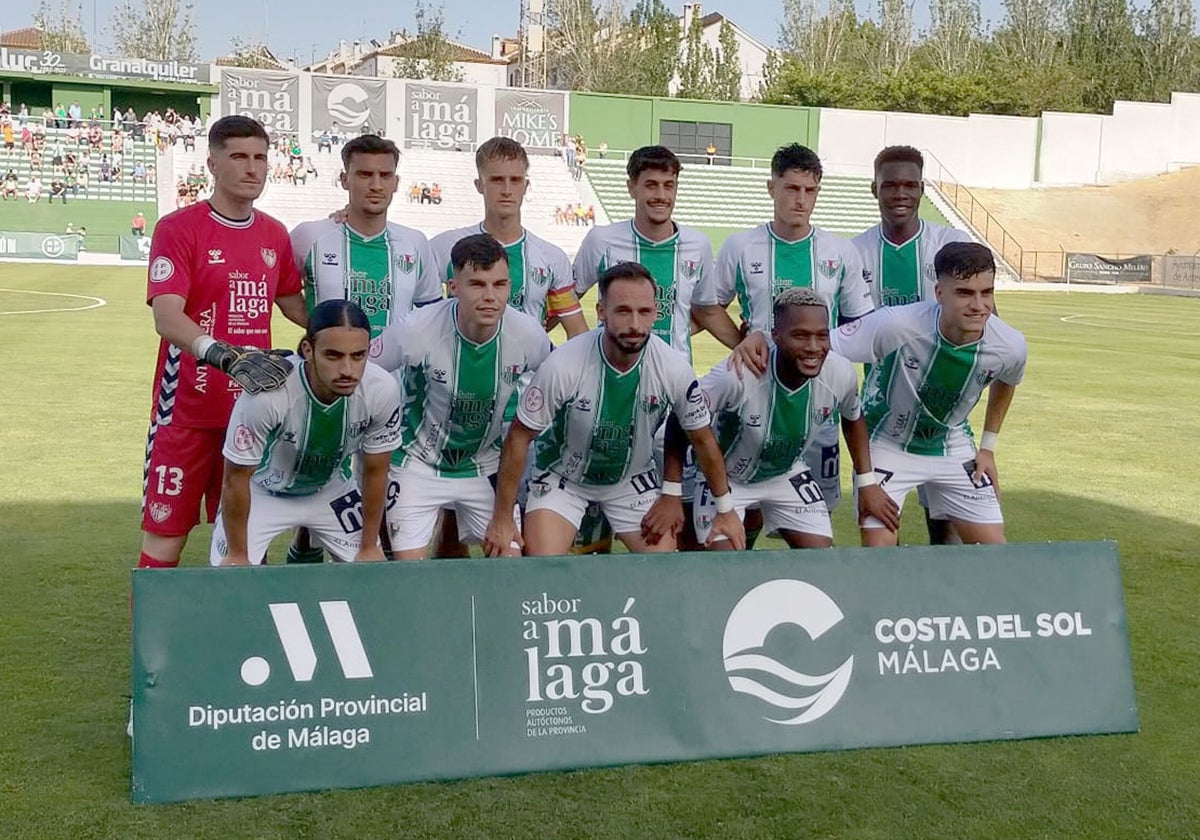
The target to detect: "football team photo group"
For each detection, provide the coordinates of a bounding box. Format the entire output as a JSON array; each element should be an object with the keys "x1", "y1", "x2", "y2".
[{"x1": 138, "y1": 115, "x2": 1027, "y2": 571}]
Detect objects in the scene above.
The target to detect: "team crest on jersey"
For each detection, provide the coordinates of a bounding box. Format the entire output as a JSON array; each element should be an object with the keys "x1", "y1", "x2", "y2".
[
  {"x1": 818, "y1": 258, "x2": 841, "y2": 279},
  {"x1": 638, "y1": 394, "x2": 661, "y2": 413},
  {"x1": 396, "y1": 253, "x2": 416, "y2": 273},
  {"x1": 147, "y1": 502, "x2": 172, "y2": 523},
  {"x1": 681, "y1": 260, "x2": 701, "y2": 280},
  {"x1": 530, "y1": 267, "x2": 549, "y2": 286},
  {"x1": 923, "y1": 263, "x2": 937, "y2": 283},
  {"x1": 816, "y1": 406, "x2": 834, "y2": 426},
  {"x1": 975, "y1": 369, "x2": 996, "y2": 386},
  {"x1": 261, "y1": 248, "x2": 277, "y2": 268},
  {"x1": 500, "y1": 364, "x2": 523, "y2": 385}
]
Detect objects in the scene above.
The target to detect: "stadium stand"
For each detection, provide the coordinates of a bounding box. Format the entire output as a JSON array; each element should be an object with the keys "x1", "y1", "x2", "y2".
[
  {"x1": 165, "y1": 140, "x2": 597, "y2": 255},
  {"x1": 584, "y1": 156, "x2": 882, "y2": 236}
]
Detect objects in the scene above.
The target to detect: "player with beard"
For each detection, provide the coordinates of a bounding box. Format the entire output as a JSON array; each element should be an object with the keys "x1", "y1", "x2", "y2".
[
  {"x1": 483, "y1": 262, "x2": 746, "y2": 556},
  {"x1": 831, "y1": 242, "x2": 1025, "y2": 546},
  {"x1": 210, "y1": 300, "x2": 402, "y2": 565},
  {"x1": 663, "y1": 288, "x2": 898, "y2": 548}
]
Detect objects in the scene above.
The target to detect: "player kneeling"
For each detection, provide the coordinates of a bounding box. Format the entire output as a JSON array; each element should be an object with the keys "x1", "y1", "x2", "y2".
[
  {"x1": 668, "y1": 288, "x2": 898, "y2": 548},
  {"x1": 210, "y1": 300, "x2": 402, "y2": 565},
  {"x1": 377, "y1": 233, "x2": 552, "y2": 559},
  {"x1": 483, "y1": 261, "x2": 746, "y2": 556}
]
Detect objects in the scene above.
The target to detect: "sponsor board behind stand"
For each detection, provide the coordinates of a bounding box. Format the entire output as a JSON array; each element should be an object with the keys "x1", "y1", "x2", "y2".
[
  {"x1": 0, "y1": 231, "x2": 80, "y2": 260},
  {"x1": 132, "y1": 541, "x2": 1137, "y2": 803}
]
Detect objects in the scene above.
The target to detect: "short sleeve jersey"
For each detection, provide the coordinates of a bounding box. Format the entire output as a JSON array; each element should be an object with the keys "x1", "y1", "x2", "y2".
[
  {"x1": 831, "y1": 301, "x2": 1027, "y2": 456},
  {"x1": 223, "y1": 361, "x2": 402, "y2": 496},
  {"x1": 518, "y1": 330, "x2": 710, "y2": 487},
  {"x1": 290, "y1": 218, "x2": 441, "y2": 347},
  {"x1": 375, "y1": 300, "x2": 553, "y2": 477},
  {"x1": 146, "y1": 202, "x2": 302, "y2": 430},
  {"x1": 702, "y1": 224, "x2": 874, "y2": 332},
  {"x1": 430, "y1": 223, "x2": 582, "y2": 323},
  {"x1": 853, "y1": 222, "x2": 973, "y2": 309},
  {"x1": 573, "y1": 220, "x2": 714, "y2": 359},
  {"x1": 702, "y1": 350, "x2": 861, "y2": 484}
]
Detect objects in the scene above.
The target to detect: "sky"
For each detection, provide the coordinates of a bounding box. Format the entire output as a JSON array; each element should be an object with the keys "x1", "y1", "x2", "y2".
[{"x1": 0, "y1": 0, "x2": 1004, "y2": 65}]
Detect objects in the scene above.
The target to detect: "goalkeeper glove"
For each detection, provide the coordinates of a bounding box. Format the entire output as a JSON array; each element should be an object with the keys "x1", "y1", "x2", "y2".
[{"x1": 197, "y1": 338, "x2": 293, "y2": 394}]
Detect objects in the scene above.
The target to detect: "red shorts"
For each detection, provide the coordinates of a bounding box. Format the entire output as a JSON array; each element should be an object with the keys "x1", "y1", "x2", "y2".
[{"x1": 142, "y1": 423, "x2": 227, "y2": 536}]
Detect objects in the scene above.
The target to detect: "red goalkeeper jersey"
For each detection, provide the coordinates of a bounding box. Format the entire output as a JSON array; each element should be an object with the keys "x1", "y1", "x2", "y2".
[{"x1": 146, "y1": 201, "x2": 302, "y2": 430}]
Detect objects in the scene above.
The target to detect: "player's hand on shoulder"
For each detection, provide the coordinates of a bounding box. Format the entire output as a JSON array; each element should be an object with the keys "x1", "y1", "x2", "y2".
[
  {"x1": 483, "y1": 516, "x2": 523, "y2": 558},
  {"x1": 729, "y1": 331, "x2": 769, "y2": 379},
  {"x1": 707, "y1": 511, "x2": 747, "y2": 551},
  {"x1": 202, "y1": 340, "x2": 293, "y2": 394},
  {"x1": 858, "y1": 484, "x2": 900, "y2": 532},
  {"x1": 641, "y1": 495, "x2": 683, "y2": 546}
]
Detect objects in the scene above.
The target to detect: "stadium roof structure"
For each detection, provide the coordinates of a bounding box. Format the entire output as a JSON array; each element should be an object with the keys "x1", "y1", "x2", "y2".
[{"x1": 0, "y1": 27, "x2": 44, "y2": 49}]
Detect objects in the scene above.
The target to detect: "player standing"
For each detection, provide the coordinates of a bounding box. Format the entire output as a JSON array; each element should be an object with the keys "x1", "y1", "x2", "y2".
[
  {"x1": 830, "y1": 242, "x2": 1026, "y2": 546},
  {"x1": 701, "y1": 143, "x2": 873, "y2": 525},
  {"x1": 853, "y1": 144, "x2": 974, "y2": 545},
  {"x1": 376, "y1": 234, "x2": 552, "y2": 559},
  {"x1": 211, "y1": 300, "x2": 402, "y2": 565},
  {"x1": 287, "y1": 134, "x2": 442, "y2": 564},
  {"x1": 667, "y1": 288, "x2": 898, "y2": 548},
  {"x1": 140, "y1": 115, "x2": 305, "y2": 570},
  {"x1": 430, "y1": 136, "x2": 587, "y2": 337},
  {"x1": 483, "y1": 262, "x2": 746, "y2": 556}
]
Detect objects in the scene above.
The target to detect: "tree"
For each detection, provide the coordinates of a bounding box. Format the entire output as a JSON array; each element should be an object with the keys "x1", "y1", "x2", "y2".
[
  {"x1": 32, "y1": 0, "x2": 90, "y2": 53},
  {"x1": 876, "y1": 0, "x2": 916, "y2": 72},
  {"x1": 108, "y1": 0, "x2": 198, "y2": 61},
  {"x1": 994, "y1": 0, "x2": 1069, "y2": 68},
  {"x1": 623, "y1": 0, "x2": 679, "y2": 97},
  {"x1": 778, "y1": 0, "x2": 859, "y2": 76},
  {"x1": 923, "y1": 0, "x2": 983, "y2": 74},
  {"x1": 1133, "y1": 0, "x2": 1197, "y2": 101},
  {"x1": 713, "y1": 18, "x2": 744, "y2": 100},
  {"x1": 221, "y1": 37, "x2": 286, "y2": 70},
  {"x1": 391, "y1": 1, "x2": 465, "y2": 82},
  {"x1": 544, "y1": 0, "x2": 678, "y2": 96},
  {"x1": 1065, "y1": 0, "x2": 1139, "y2": 109},
  {"x1": 677, "y1": 5, "x2": 716, "y2": 99}
]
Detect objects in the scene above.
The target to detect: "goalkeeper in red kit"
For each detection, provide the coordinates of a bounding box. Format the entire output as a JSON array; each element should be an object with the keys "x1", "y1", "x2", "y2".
[{"x1": 139, "y1": 115, "x2": 308, "y2": 569}]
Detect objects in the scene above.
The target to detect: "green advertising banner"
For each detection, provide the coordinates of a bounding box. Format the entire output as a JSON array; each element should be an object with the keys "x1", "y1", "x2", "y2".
[
  {"x1": 119, "y1": 235, "x2": 152, "y2": 261},
  {"x1": 0, "y1": 231, "x2": 81, "y2": 261},
  {"x1": 131, "y1": 542, "x2": 1138, "y2": 803}
]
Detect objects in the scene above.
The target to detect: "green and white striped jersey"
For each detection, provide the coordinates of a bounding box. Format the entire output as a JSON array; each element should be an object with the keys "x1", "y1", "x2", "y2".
[
  {"x1": 573, "y1": 220, "x2": 715, "y2": 359},
  {"x1": 702, "y1": 350, "x2": 861, "y2": 484},
  {"x1": 223, "y1": 361, "x2": 402, "y2": 496},
  {"x1": 831, "y1": 301, "x2": 1027, "y2": 456},
  {"x1": 519, "y1": 329, "x2": 710, "y2": 487},
  {"x1": 375, "y1": 299, "x2": 553, "y2": 477},
  {"x1": 703, "y1": 223, "x2": 874, "y2": 332},
  {"x1": 853, "y1": 221, "x2": 973, "y2": 309},
  {"x1": 290, "y1": 218, "x2": 442, "y2": 342},
  {"x1": 429, "y1": 223, "x2": 582, "y2": 323}
]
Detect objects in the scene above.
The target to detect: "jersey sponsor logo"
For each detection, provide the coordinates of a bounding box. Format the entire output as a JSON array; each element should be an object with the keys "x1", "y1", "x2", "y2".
[
  {"x1": 233, "y1": 424, "x2": 256, "y2": 452},
  {"x1": 385, "y1": 406, "x2": 401, "y2": 428},
  {"x1": 149, "y1": 256, "x2": 175, "y2": 282},
  {"x1": 207, "y1": 248, "x2": 225, "y2": 265},
  {"x1": 261, "y1": 248, "x2": 278, "y2": 268},
  {"x1": 147, "y1": 501, "x2": 173, "y2": 523},
  {"x1": 685, "y1": 380, "x2": 703, "y2": 407},
  {"x1": 523, "y1": 385, "x2": 545, "y2": 413},
  {"x1": 229, "y1": 277, "x2": 270, "y2": 319},
  {"x1": 818, "y1": 258, "x2": 842, "y2": 279}
]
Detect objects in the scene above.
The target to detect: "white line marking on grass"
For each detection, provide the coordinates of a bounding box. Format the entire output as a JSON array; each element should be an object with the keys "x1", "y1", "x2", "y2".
[
  {"x1": 1059, "y1": 313, "x2": 1200, "y2": 337},
  {"x1": 0, "y1": 288, "x2": 107, "y2": 316}
]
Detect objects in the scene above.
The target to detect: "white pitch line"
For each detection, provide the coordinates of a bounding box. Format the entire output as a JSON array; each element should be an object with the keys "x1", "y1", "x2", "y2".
[
  {"x1": 0, "y1": 288, "x2": 108, "y2": 316},
  {"x1": 1059, "y1": 313, "x2": 1200, "y2": 337}
]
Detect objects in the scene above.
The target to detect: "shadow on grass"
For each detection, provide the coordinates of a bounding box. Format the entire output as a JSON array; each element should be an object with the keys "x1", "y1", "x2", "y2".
[{"x1": 1, "y1": 493, "x2": 1197, "y2": 840}]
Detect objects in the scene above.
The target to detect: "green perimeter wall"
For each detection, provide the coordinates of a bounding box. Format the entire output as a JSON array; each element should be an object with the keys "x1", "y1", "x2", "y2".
[{"x1": 569, "y1": 93, "x2": 819, "y2": 162}]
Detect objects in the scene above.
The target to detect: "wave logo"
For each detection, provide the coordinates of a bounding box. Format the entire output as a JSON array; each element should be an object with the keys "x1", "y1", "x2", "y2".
[
  {"x1": 326, "y1": 82, "x2": 371, "y2": 128},
  {"x1": 240, "y1": 601, "x2": 374, "y2": 686},
  {"x1": 722, "y1": 580, "x2": 853, "y2": 726}
]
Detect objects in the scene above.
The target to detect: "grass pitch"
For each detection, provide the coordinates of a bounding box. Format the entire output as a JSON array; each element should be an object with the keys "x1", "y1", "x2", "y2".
[{"x1": 1, "y1": 266, "x2": 1198, "y2": 838}]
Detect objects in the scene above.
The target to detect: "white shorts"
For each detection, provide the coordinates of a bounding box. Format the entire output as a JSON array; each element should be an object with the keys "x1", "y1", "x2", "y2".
[
  {"x1": 525, "y1": 466, "x2": 660, "y2": 536},
  {"x1": 693, "y1": 472, "x2": 831, "y2": 544},
  {"x1": 210, "y1": 479, "x2": 365, "y2": 565},
  {"x1": 861, "y1": 443, "x2": 1003, "y2": 529},
  {"x1": 386, "y1": 461, "x2": 514, "y2": 552},
  {"x1": 803, "y1": 424, "x2": 842, "y2": 511}
]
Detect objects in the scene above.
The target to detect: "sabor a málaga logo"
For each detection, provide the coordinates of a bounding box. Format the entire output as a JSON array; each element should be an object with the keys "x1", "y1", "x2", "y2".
[{"x1": 722, "y1": 579, "x2": 853, "y2": 725}]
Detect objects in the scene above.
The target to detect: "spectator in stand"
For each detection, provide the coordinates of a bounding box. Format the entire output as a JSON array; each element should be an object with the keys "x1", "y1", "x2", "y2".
[
  {"x1": 2, "y1": 119, "x2": 12, "y2": 153},
  {"x1": 25, "y1": 174, "x2": 42, "y2": 202},
  {"x1": 176, "y1": 178, "x2": 189, "y2": 208},
  {"x1": 88, "y1": 123, "x2": 103, "y2": 151},
  {"x1": 430, "y1": 182, "x2": 442, "y2": 204},
  {"x1": 293, "y1": 159, "x2": 307, "y2": 185},
  {"x1": 123, "y1": 132, "x2": 134, "y2": 157},
  {"x1": 18, "y1": 103, "x2": 28, "y2": 126},
  {"x1": 304, "y1": 156, "x2": 318, "y2": 180},
  {"x1": 146, "y1": 161, "x2": 156, "y2": 183},
  {"x1": 598, "y1": 140, "x2": 608, "y2": 159},
  {"x1": 66, "y1": 171, "x2": 79, "y2": 196},
  {"x1": 111, "y1": 159, "x2": 123, "y2": 182},
  {"x1": 132, "y1": 211, "x2": 147, "y2": 236},
  {"x1": 133, "y1": 161, "x2": 147, "y2": 183},
  {"x1": 408, "y1": 182, "x2": 420, "y2": 203},
  {"x1": 89, "y1": 104, "x2": 102, "y2": 123},
  {"x1": 49, "y1": 177, "x2": 67, "y2": 204},
  {"x1": 20, "y1": 124, "x2": 33, "y2": 154},
  {"x1": 30, "y1": 147, "x2": 43, "y2": 172},
  {"x1": 41, "y1": 107, "x2": 54, "y2": 128},
  {"x1": 181, "y1": 117, "x2": 196, "y2": 151},
  {"x1": 66, "y1": 122, "x2": 81, "y2": 146},
  {"x1": 75, "y1": 168, "x2": 88, "y2": 195},
  {"x1": 113, "y1": 106, "x2": 123, "y2": 132},
  {"x1": 575, "y1": 203, "x2": 587, "y2": 226},
  {"x1": 706, "y1": 141, "x2": 717, "y2": 164},
  {"x1": 68, "y1": 100, "x2": 82, "y2": 127},
  {"x1": 52, "y1": 140, "x2": 66, "y2": 174},
  {"x1": 553, "y1": 206, "x2": 563, "y2": 225},
  {"x1": 575, "y1": 142, "x2": 587, "y2": 181},
  {"x1": 420, "y1": 182, "x2": 431, "y2": 203},
  {"x1": 100, "y1": 154, "x2": 111, "y2": 182},
  {"x1": 55, "y1": 103, "x2": 67, "y2": 129},
  {"x1": 586, "y1": 205, "x2": 596, "y2": 225},
  {"x1": 127, "y1": 107, "x2": 142, "y2": 140},
  {"x1": 316, "y1": 129, "x2": 332, "y2": 153},
  {"x1": 330, "y1": 122, "x2": 342, "y2": 145},
  {"x1": 2, "y1": 169, "x2": 18, "y2": 200}
]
